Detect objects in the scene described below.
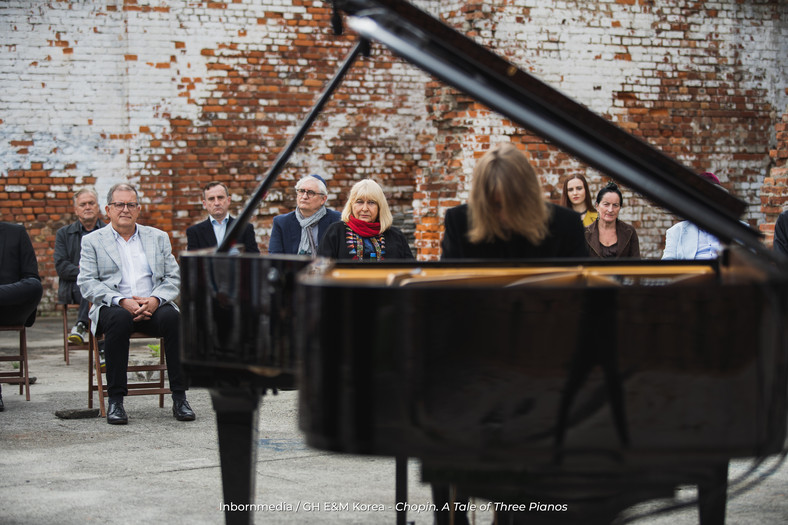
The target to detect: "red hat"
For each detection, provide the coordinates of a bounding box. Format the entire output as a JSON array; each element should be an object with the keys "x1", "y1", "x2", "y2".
[{"x1": 699, "y1": 171, "x2": 720, "y2": 185}]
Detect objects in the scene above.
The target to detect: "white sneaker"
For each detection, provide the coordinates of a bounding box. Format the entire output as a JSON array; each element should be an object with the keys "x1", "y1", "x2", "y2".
[{"x1": 68, "y1": 322, "x2": 88, "y2": 345}]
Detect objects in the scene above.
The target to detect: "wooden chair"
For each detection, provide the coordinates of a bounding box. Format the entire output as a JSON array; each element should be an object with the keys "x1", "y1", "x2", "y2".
[
  {"x1": 88, "y1": 330, "x2": 170, "y2": 417},
  {"x1": 58, "y1": 303, "x2": 90, "y2": 364},
  {"x1": 0, "y1": 325, "x2": 31, "y2": 401}
]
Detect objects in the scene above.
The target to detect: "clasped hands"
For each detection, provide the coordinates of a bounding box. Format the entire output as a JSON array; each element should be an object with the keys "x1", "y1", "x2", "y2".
[{"x1": 120, "y1": 296, "x2": 160, "y2": 322}]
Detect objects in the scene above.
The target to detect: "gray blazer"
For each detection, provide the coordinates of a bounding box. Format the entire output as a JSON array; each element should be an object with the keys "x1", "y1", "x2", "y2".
[{"x1": 77, "y1": 224, "x2": 180, "y2": 334}]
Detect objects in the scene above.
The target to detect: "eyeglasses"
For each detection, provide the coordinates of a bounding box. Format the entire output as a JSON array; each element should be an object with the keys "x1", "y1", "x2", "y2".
[
  {"x1": 109, "y1": 202, "x2": 139, "y2": 211},
  {"x1": 295, "y1": 189, "x2": 324, "y2": 199}
]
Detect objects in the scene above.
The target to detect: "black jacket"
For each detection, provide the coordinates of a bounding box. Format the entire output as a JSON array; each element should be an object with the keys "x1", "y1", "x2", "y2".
[
  {"x1": 54, "y1": 219, "x2": 105, "y2": 304},
  {"x1": 0, "y1": 222, "x2": 42, "y2": 326},
  {"x1": 317, "y1": 222, "x2": 414, "y2": 260},
  {"x1": 441, "y1": 203, "x2": 587, "y2": 260},
  {"x1": 186, "y1": 217, "x2": 259, "y2": 253}
]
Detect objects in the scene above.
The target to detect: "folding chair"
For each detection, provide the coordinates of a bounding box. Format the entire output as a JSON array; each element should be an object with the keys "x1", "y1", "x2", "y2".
[
  {"x1": 88, "y1": 330, "x2": 170, "y2": 417},
  {"x1": 58, "y1": 303, "x2": 89, "y2": 364},
  {"x1": 0, "y1": 325, "x2": 31, "y2": 401}
]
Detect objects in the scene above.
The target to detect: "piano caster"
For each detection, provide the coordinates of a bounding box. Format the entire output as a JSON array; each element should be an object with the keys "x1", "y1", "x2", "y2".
[{"x1": 210, "y1": 388, "x2": 264, "y2": 525}]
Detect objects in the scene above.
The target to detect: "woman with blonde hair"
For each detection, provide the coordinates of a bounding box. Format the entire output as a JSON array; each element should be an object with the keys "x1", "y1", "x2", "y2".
[
  {"x1": 318, "y1": 178, "x2": 414, "y2": 260},
  {"x1": 560, "y1": 173, "x2": 598, "y2": 226},
  {"x1": 441, "y1": 142, "x2": 587, "y2": 259}
]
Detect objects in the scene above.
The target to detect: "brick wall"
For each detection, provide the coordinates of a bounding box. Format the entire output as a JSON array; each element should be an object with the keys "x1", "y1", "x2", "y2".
[{"x1": 1, "y1": 0, "x2": 787, "y2": 310}]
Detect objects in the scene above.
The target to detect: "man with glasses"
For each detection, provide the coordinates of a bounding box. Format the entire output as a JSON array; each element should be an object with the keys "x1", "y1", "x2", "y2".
[
  {"x1": 269, "y1": 174, "x2": 341, "y2": 256},
  {"x1": 54, "y1": 188, "x2": 106, "y2": 345},
  {"x1": 78, "y1": 183, "x2": 195, "y2": 425},
  {"x1": 186, "y1": 181, "x2": 259, "y2": 253}
]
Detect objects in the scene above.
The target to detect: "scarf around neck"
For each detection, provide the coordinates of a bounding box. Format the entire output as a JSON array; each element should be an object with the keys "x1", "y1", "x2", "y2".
[
  {"x1": 296, "y1": 206, "x2": 326, "y2": 256},
  {"x1": 347, "y1": 216, "x2": 381, "y2": 237}
]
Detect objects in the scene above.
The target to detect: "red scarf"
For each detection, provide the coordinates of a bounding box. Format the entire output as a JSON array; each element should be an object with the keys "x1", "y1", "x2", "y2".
[{"x1": 347, "y1": 216, "x2": 381, "y2": 238}]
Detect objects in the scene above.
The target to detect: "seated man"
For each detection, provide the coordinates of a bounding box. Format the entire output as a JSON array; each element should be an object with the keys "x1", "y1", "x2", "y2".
[
  {"x1": 269, "y1": 174, "x2": 341, "y2": 256},
  {"x1": 78, "y1": 183, "x2": 195, "y2": 425},
  {"x1": 775, "y1": 209, "x2": 788, "y2": 256},
  {"x1": 662, "y1": 172, "x2": 724, "y2": 260},
  {"x1": 54, "y1": 188, "x2": 105, "y2": 344},
  {"x1": 186, "y1": 181, "x2": 259, "y2": 252},
  {"x1": 0, "y1": 221, "x2": 43, "y2": 412}
]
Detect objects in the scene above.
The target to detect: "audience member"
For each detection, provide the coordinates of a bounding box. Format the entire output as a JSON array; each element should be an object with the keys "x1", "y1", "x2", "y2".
[
  {"x1": 585, "y1": 181, "x2": 640, "y2": 258},
  {"x1": 559, "y1": 173, "x2": 598, "y2": 227},
  {"x1": 0, "y1": 221, "x2": 43, "y2": 411},
  {"x1": 78, "y1": 183, "x2": 195, "y2": 425},
  {"x1": 317, "y1": 179, "x2": 413, "y2": 260},
  {"x1": 186, "y1": 182, "x2": 259, "y2": 253},
  {"x1": 662, "y1": 172, "x2": 724, "y2": 260},
  {"x1": 54, "y1": 188, "x2": 106, "y2": 344},
  {"x1": 442, "y1": 142, "x2": 587, "y2": 259},
  {"x1": 269, "y1": 174, "x2": 341, "y2": 256},
  {"x1": 773, "y1": 210, "x2": 788, "y2": 256}
]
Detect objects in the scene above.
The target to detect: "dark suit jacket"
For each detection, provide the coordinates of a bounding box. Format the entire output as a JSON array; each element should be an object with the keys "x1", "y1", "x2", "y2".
[
  {"x1": 54, "y1": 219, "x2": 105, "y2": 303},
  {"x1": 269, "y1": 209, "x2": 342, "y2": 254},
  {"x1": 775, "y1": 211, "x2": 788, "y2": 256},
  {"x1": 441, "y1": 204, "x2": 588, "y2": 259},
  {"x1": 0, "y1": 222, "x2": 42, "y2": 326},
  {"x1": 186, "y1": 216, "x2": 259, "y2": 253}
]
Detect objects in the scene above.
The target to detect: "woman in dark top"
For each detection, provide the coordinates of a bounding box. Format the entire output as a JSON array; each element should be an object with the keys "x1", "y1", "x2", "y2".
[
  {"x1": 584, "y1": 181, "x2": 640, "y2": 259},
  {"x1": 318, "y1": 178, "x2": 414, "y2": 261},
  {"x1": 441, "y1": 142, "x2": 587, "y2": 260}
]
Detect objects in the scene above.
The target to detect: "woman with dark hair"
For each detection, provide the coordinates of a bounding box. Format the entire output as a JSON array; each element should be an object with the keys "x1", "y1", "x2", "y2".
[
  {"x1": 560, "y1": 173, "x2": 598, "y2": 226},
  {"x1": 317, "y1": 178, "x2": 414, "y2": 260},
  {"x1": 441, "y1": 142, "x2": 587, "y2": 259},
  {"x1": 584, "y1": 181, "x2": 640, "y2": 258}
]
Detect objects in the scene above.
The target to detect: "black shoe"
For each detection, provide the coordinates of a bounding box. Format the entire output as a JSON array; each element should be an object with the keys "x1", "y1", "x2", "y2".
[
  {"x1": 172, "y1": 399, "x2": 196, "y2": 421},
  {"x1": 107, "y1": 400, "x2": 128, "y2": 425}
]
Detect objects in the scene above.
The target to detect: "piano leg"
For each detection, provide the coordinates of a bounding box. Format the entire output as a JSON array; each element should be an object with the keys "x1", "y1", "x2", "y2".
[
  {"x1": 395, "y1": 455, "x2": 407, "y2": 525},
  {"x1": 697, "y1": 462, "x2": 728, "y2": 525},
  {"x1": 210, "y1": 388, "x2": 263, "y2": 525}
]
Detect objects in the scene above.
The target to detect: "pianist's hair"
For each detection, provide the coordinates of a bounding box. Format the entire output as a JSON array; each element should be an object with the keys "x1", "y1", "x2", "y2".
[
  {"x1": 341, "y1": 179, "x2": 394, "y2": 232},
  {"x1": 106, "y1": 183, "x2": 138, "y2": 205},
  {"x1": 559, "y1": 173, "x2": 595, "y2": 212},
  {"x1": 468, "y1": 142, "x2": 549, "y2": 244}
]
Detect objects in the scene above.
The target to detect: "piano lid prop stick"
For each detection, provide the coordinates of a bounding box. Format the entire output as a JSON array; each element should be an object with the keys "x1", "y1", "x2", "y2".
[{"x1": 217, "y1": 38, "x2": 370, "y2": 253}]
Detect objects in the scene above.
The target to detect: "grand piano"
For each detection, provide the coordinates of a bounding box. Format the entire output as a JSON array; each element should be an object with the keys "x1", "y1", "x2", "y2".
[{"x1": 180, "y1": 1, "x2": 788, "y2": 524}]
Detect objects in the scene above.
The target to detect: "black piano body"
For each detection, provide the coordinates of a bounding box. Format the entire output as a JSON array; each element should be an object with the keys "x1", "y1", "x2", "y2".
[
  {"x1": 179, "y1": 0, "x2": 788, "y2": 523},
  {"x1": 297, "y1": 252, "x2": 788, "y2": 523}
]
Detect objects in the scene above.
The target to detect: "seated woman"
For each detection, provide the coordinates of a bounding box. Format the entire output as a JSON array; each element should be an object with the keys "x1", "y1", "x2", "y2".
[
  {"x1": 317, "y1": 178, "x2": 414, "y2": 260},
  {"x1": 441, "y1": 142, "x2": 587, "y2": 259},
  {"x1": 560, "y1": 173, "x2": 598, "y2": 226},
  {"x1": 584, "y1": 181, "x2": 640, "y2": 258}
]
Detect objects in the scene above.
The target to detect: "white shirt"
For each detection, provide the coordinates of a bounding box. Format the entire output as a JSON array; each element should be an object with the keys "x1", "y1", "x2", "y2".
[
  {"x1": 110, "y1": 226, "x2": 153, "y2": 305},
  {"x1": 211, "y1": 215, "x2": 229, "y2": 245}
]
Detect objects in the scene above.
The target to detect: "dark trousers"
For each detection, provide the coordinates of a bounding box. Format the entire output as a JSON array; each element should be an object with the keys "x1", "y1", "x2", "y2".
[
  {"x1": 0, "y1": 277, "x2": 43, "y2": 327},
  {"x1": 97, "y1": 303, "x2": 186, "y2": 398}
]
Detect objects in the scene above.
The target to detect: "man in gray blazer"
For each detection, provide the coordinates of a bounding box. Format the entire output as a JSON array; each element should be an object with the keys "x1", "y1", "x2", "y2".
[{"x1": 78, "y1": 183, "x2": 195, "y2": 425}]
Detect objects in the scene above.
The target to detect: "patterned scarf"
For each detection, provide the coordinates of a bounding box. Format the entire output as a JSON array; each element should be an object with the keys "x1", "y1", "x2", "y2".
[
  {"x1": 345, "y1": 218, "x2": 385, "y2": 261},
  {"x1": 296, "y1": 206, "x2": 326, "y2": 256}
]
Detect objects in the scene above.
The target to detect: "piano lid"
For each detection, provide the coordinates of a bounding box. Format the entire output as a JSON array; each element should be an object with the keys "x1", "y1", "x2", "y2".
[{"x1": 331, "y1": 0, "x2": 767, "y2": 257}]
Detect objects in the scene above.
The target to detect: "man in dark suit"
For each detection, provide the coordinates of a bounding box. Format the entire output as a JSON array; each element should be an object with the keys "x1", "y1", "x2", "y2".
[
  {"x1": 0, "y1": 221, "x2": 43, "y2": 411},
  {"x1": 269, "y1": 174, "x2": 341, "y2": 255},
  {"x1": 54, "y1": 188, "x2": 106, "y2": 344},
  {"x1": 186, "y1": 182, "x2": 259, "y2": 253}
]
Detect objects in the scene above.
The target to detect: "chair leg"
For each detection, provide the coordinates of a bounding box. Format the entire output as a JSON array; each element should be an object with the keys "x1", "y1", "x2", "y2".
[
  {"x1": 61, "y1": 305, "x2": 70, "y2": 364},
  {"x1": 91, "y1": 334, "x2": 106, "y2": 417},
  {"x1": 159, "y1": 338, "x2": 165, "y2": 408},
  {"x1": 88, "y1": 332, "x2": 94, "y2": 409},
  {"x1": 20, "y1": 328, "x2": 30, "y2": 401}
]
